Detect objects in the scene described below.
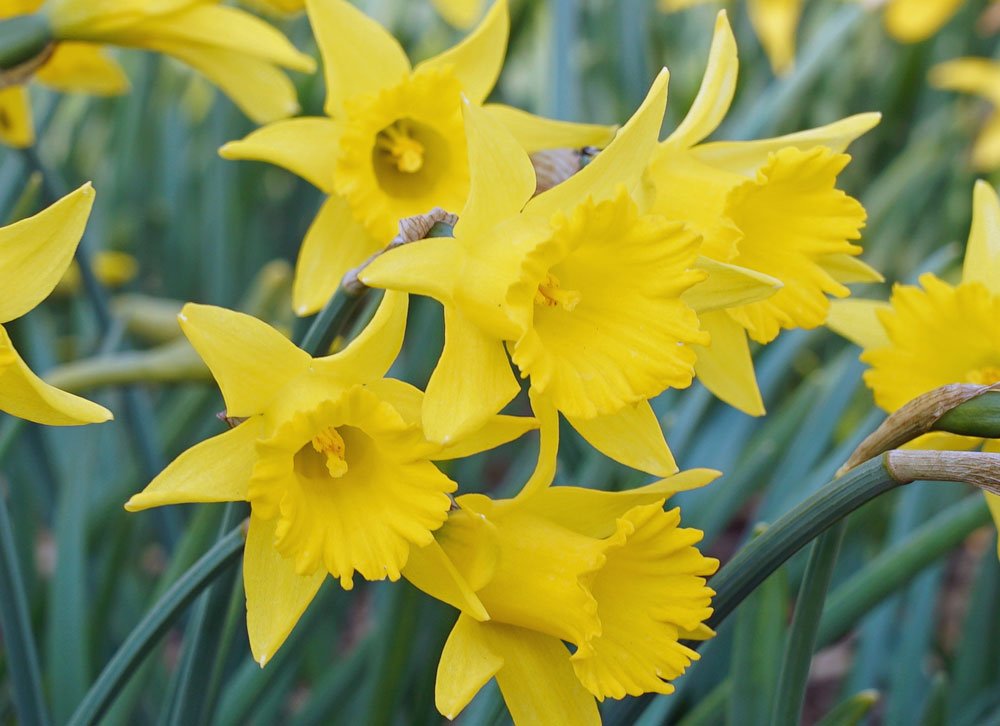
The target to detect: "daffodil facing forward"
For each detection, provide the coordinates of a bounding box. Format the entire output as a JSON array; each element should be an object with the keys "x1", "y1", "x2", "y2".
[
  {"x1": 0, "y1": 183, "x2": 111, "y2": 425},
  {"x1": 0, "y1": 0, "x2": 314, "y2": 147},
  {"x1": 221, "y1": 0, "x2": 614, "y2": 316},
  {"x1": 827, "y1": 181, "x2": 1000, "y2": 553},
  {"x1": 125, "y1": 293, "x2": 535, "y2": 665},
  {"x1": 645, "y1": 11, "x2": 880, "y2": 416},
  {"x1": 931, "y1": 58, "x2": 1000, "y2": 170}
]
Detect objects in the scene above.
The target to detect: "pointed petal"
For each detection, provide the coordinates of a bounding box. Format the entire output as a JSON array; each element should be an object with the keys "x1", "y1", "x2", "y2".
[
  {"x1": 694, "y1": 310, "x2": 764, "y2": 416},
  {"x1": 313, "y1": 291, "x2": 407, "y2": 382},
  {"x1": 244, "y1": 514, "x2": 326, "y2": 667},
  {"x1": 0, "y1": 86, "x2": 34, "y2": 148},
  {"x1": 526, "y1": 68, "x2": 669, "y2": 219},
  {"x1": 748, "y1": 0, "x2": 801, "y2": 76},
  {"x1": 485, "y1": 104, "x2": 617, "y2": 153},
  {"x1": 306, "y1": 0, "x2": 411, "y2": 115},
  {"x1": 220, "y1": 117, "x2": 341, "y2": 194},
  {"x1": 423, "y1": 306, "x2": 520, "y2": 444},
  {"x1": 516, "y1": 390, "x2": 559, "y2": 498},
  {"x1": 821, "y1": 253, "x2": 884, "y2": 284},
  {"x1": 825, "y1": 298, "x2": 891, "y2": 350},
  {"x1": 665, "y1": 10, "x2": 737, "y2": 149},
  {"x1": 434, "y1": 414, "x2": 538, "y2": 460},
  {"x1": 179, "y1": 304, "x2": 311, "y2": 417},
  {"x1": 403, "y1": 541, "x2": 490, "y2": 621},
  {"x1": 682, "y1": 257, "x2": 782, "y2": 313},
  {"x1": 930, "y1": 58, "x2": 1000, "y2": 107},
  {"x1": 436, "y1": 615, "x2": 505, "y2": 720},
  {"x1": 359, "y1": 236, "x2": 463, "y2": 304},
  {"x1": 0, "y1": 183, "x2": 94, "y2": 323},
  {"x1": 691, "y1": 113, "x2": 881, "y2": 176},
  {"x1": 456, "y1": 97, "x2": 537, "y2": 238},
  {"x1": 124, "y1": 418, "x2": 264, "y2": 511},
  {"x1": 35, "y1": 43, "x2": 130, "y2": 95},
  {"x1": 0, "y1": 326, "x2": 112, "y2": 426},
  {"x1": 884, "y1": 0, "x2": 964, "y2": 43},
  {"x1": 566, "y1": 401, "x2": 678, "y2": 476},
  {"x1": 962, "y1": 180, "x2": 1000, "y2": 292},
  {"x1": 417, "y1": 0, "x2": 507, "y2": 105}
]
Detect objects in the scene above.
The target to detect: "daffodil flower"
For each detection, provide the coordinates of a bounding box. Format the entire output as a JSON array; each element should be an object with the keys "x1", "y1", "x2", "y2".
[
  {"x1": 0, "y1": 0, "x2": 314, "y2": 148},
  {"x1": 124, "y1": 293, "x2": 536, "y2": 666},
  {"x1": 221, "y1": 0, "x2": 616, "y2": 316},
  {"x1": 422, "y1": 462, "x2": 719, "y2": 723},
  {"x1": 645, "y1": 11, "x2": 880, "y2": 416},
  {"x1": 931, "y1": 58, "x2": 1000, "y2": 171},
  {"x1": 0, "y1": 183, "x2": 112, "y2": 425},
  {"x1": 880, "y1": 0, "x2": 967, "y2": 43},
  {"x1": 827, "y1": 181, "x2": 1000, "y2": 553}
]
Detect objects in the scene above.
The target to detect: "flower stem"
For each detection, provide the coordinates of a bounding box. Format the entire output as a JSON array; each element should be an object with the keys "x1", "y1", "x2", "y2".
[{"x1": 0, "y1": 14, "x2": 52, "y2": 71}]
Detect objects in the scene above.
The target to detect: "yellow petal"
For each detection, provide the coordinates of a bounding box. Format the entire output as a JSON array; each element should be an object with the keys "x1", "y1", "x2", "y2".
[
  {"x1": 313, "y1": 291, "x2": 408, "y2": 383},
  {"x1": 293, "y1": 195, "x2": 381, "y2": 316},
  {"x1": 124, "y1": 418, "x2": 264, "y2": 511},
  {"x1": 244, "y1": 513, "x2": 326, "y2": 667},
  {"x1": 682, "y1": 257, "x2": 782, "y2": 313},
  {"x1": 566, "y1": 401, "x2": 678, "y2": 477},
  {"x1": 220, "y1": 117, "x2": 341, "y2": 194},
  {"x1": 456, "y1": 96, "x2": 536, "y2": 239},
  {"x1": 434, "y1": 414, "x2": 538, "y2": 461},
  {"x1": 691, "y1": 112, "x2": 881, "y2": 176},
  {"x1": 821, "y1": 253, "x2": 884, "y2": 284},
  {"x1": 694, "y1": 309, "x2": 765, "y2": 416},
  {"x1": 0, "y1": 86, "x2": 34, "y2": 148},
  {"x1": 748, "y1": 0, "x2": 801, "y2": 76},
  {"x1": 0, "y1": 183, "x2": 94, "y2": 324},
  {"x1": 825, "y1": 298, "x2": 891, "y2": 350},
  {"x1": 178, "y1": 303, "x2": 311, "y2": 418},
  {"x1": 34, "y1": 43, "x2": 130, "y2": 95},
  {"x1": 970, "y1": 113, "x2": 1000, "y2": 171},
  {"x1": 987, "y1": 492, "x2": 1000, "y2": 559},
  {"x1": 403, "y1": 541, "x2": 490, "y2": 621},
  {"x1": 423, "y1": 305, "x2": 520, "y2": 444},
  {"x1": 884, "y1": 0, "x2": 964, "y2": 43},
  {"x1": 964, "y1": 181, "x2": 1000, "y2": 292},
  {"x1": 516, "y1": 390, "x2": 559, "y2": 499},
  {"x1": 0, "y1": 325, "x2": 112, "y2": 426},
  {"x1": 418, "y1": 0, "x2": 507, "y2": 105},
  {"x1": 526, "y1": 67, "x2": 669, "y2": 219},
  {"x1": 436, "y1": 615, "x2": 505, "y2": 720},
  {"x1": 306, "y1": 0, "x2": 410, "y2": 115},
  {"x1": 930, "y1": 58, "x2": 1000, "y2": 107},
  {"x1": 359, "y1": 235, "x2": 463, "y2": 305},
  {"x1": 484, "y1": 103, "x2": 617, "y2": 153},
  {"x1": 431, "y1": 0, "x2": 486, "y2": 28},
  {"x1": 665, "y1": 11, "x2": 737, "y2": 149}
]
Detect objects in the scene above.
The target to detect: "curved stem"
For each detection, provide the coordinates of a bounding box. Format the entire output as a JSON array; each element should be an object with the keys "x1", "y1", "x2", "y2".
[{"x1": 0, "y1": 15, "x2": 52, "y2": 70}]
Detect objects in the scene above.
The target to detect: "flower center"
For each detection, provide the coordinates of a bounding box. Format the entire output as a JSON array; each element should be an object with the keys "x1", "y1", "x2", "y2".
[
  {"x1": 966, "y1": 366, "x2": 1000, "y2": 385},
  {"x1": 534, "y1": 272, "x2": 580, "y2": 311},
  {"x1": 310, "y1": 427, "x2": 348, "y2": 478},
  {"x1": 375, "y1": 121, "x2": 425, "y2": 173}
]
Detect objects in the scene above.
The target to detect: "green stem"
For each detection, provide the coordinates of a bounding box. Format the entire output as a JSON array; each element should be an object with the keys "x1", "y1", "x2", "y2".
[
  {"x1": 66, "y1": 525, "x2": 246, "y2": 726},
  {"x1": 0, "y1": 15, "x2": 52, "y2": 70},
  {"x1": 297, "y1": 288, "x2": 366, "y2": 357},
  {"x1": 0, "y1": 489, "x2": 50, "y2": 726}
]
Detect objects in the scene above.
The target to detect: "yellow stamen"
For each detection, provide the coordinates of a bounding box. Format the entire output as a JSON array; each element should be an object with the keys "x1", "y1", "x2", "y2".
[
  {"x1": 966, "y1": 366, "x2": 1000, "y2": 385},
  {"x1": 535, "y1": 273, "x2": 581, "y2": 311},
  {"x1": 376, "y1": 122, "x2": 425, "y2": 173},
  {"x1": 311, "y1": 427, "x2": 348, "y2": 478}
]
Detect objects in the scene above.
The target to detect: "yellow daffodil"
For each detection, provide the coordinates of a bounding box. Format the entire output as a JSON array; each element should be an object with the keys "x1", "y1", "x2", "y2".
[
  {"x1": 645, "y1": 11, "x2": 880, "y2": 416},
  {"x1": 931, "y1": 58, "x2": 1000, "y2": 170},
  {"x1": 0, "y1": 183, "x2": 112, "y2": 425},
  {"x1": 827, "y1": 181, "x2": 1000, "y2": 552},
  {"x1": 881, "y1": 0, "x2": 966, "y2": 43},
  {"x1": 423, "y1": 459, "x2": 719, "y2": 723},
  {"x1": 0, "y1": 0, "x2": 314, "y2": 148},
  {"x1": 432, "y1": 0, "x2": 486, "y2": 28},
  {"x1": 124, "y1": 293, "x2": 536, "y2": 666},
  {"x1": 221, "y1": 0, "x2": 615, "y2": 316}
]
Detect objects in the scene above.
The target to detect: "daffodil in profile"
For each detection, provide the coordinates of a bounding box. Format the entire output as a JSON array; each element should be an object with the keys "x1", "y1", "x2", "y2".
[
  {"x1": 827, "y1": 181, "x2": 1000, "y2": 552},
  {"x1": 221, "y1": 0, "x2": 615, "y2": 316},
  {"x1": 645, "y1": 11, "x2": 880, "y2": 416},
  {"x1": 0, "y1": 183, "x2": 112, "y2": 425},
  {"x1": 0, "y1": 0, "x2": 314, "y2": 148},
  {"x1": 931, "y1": 58, "x2": 1000, "y2": 170},
  {"x1": 124, "y1": 293, "x2": 535, "y2": 666}
]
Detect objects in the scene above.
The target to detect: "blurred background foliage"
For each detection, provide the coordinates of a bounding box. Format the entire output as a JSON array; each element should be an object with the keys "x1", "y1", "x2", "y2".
[{"x1": 1, "y1": 0, "x2": 1000, "y2": 724}]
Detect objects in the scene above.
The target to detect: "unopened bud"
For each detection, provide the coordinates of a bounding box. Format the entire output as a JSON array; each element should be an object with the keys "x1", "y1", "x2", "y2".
[{"x1": 0, "y1": 15, "x2": 54, "y2": 86}]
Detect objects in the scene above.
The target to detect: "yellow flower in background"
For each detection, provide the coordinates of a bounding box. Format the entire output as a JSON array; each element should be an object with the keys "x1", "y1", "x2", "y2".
[
  {"x1": 221, "y1": 0, "x2": 615, "y2": 317},
  {"x1": 55, "y1": 249, "x2": 138, "y2": 297},
  {"x1": 425, "y1": 466, "x2": 719, "y2": 723},
  {"x1": 125, "y1": 294, "x2": 535, "y2": 666},
  {"x1": 881, "y1": 0, "x2": 966, "y2": 43},
  {"x1": 827, "y1": 181, "x2": 1000, "y2": 552},
  {"x1": 242, "y1": 0, "x2": 306, "y2": 15},
  {"x1": 931, "y1": 58, "x2": 1000, "y2": 170},
  {"x1": 0, "y1": 0, "x2": 314, "y2": 148},
  {"x1": 645, "y1": 11, "x2": 879, "y2": 416},
  {"x1": 432, "y1": 0, "x2": 486, "y2": 28},
  {"x1": 0, "y1": 183, "x2": 112, "y2": 425}
]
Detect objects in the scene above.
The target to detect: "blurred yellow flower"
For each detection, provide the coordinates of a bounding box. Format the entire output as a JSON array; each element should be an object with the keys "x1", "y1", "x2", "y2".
[
  {"x1": 0, "y1": 183, "x2": 112, "y2": 425},
  {"x1": 0, "y1": 0, "x2": 314, "y2": 148},
  {"x1": 881, "y1": 0, "x2": 965, "y2": 43},
  {"x1": 125, "y1": 294, "x2": 535, "y2": 666},
  {"x1": 645, "y1": 11, "x2": 879, "y2": 416},
  {"x1": 931, "y1": 58, "x2": 1000, "y2": 170},
  {"x1": 55, "y1": 249, "x2": 138, "y2": 296},
  {"x1": 221, "y1": 0, "x2": 615, "y2": 316},
  {"x1": 432, "y1": 0, "x2": 486, "y2": 28},
  {"x1": 827, "y1": 181, "x2": 1000, "y2": 552}
]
